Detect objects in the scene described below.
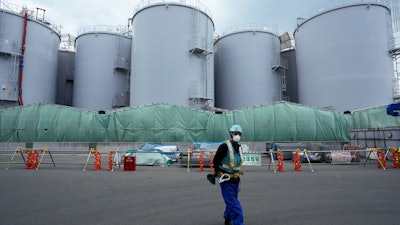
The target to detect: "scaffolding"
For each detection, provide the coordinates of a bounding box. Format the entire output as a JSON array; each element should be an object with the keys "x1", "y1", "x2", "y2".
[
  {"x1": 388, "y1": 0, "x2": 400, "y2": 101},
  {"x1": 188, "y1": 7, "x2": 213, "y2": 109}
]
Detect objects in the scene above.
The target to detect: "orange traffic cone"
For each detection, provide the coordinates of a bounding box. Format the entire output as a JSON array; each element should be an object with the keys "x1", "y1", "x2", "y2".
[
  {"x1": 26, "y1": 150, "x2": 33, "y2": 169},
  {"x1": 209, "y1": 151, "x2": 214, "y2": 173},
  {"x1": 199, "y1": 151, "x2": 204, "y2": 172},
  {"x1": 392, "y1": 148, "x2": 400, "y2": 168},
  {"x1": 293, "y1": 149, "x2": 301, "y2": 171},
  {"x1": 278, "y1": 149, "x2": 284, "y2": 172},
  {"x1": 396, "y1": 149, "x2": 400, "y2": 168},
  {"x1": 32, "y1": 150, "x2": 39, "y2": 169},
  {"x1": 377, "y1": 148, "x2": 387, "y2": 169},
  {"x1": 108, "y1": 150, "x2": 113, "y2": 171},
  {"x1": 94, "y1": 151, "x2": 102, "y2": 170}
]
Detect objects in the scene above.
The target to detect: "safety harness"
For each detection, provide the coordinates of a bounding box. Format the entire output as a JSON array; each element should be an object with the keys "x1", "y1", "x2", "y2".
[{"x1": 219, "y1": 140, "x2": 243, "y2": 183}]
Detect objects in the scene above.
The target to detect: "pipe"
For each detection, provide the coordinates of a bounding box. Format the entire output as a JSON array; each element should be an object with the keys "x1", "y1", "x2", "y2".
[{"x1": 18, "y1": 12, "x2": 28, "y2": 106}]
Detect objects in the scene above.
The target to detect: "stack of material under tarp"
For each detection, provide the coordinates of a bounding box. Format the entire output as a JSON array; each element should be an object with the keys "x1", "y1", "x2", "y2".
[
  {"x1": 139, "y1": 142, "x2": 179, "y2": 162},
  {"x1": 125, "y1": 150, "x2": 173, "y2": 166}
]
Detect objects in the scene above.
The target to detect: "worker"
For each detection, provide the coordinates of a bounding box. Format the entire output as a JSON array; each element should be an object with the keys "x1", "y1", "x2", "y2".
[{"x1": 213, "y1": 125, "x2": 244, "y2": 225}]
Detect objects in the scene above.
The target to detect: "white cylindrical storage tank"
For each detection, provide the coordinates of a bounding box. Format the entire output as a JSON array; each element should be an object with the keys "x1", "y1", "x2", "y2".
[
  {"x1": 0, "y1": 8, "x2": 60, "y2": 108},
  {"x1": 214, "y1": 25, "x2": 282, "y2": 110},
  {"x1": 131, "y1": 0, "x2": 214, "y2": 109},
  {"x1": 294, "y1": 2, "x2": 394, "y2": 111},
  {"x1": 73, "y1": 26, "x2": 132, "y2": 111}
]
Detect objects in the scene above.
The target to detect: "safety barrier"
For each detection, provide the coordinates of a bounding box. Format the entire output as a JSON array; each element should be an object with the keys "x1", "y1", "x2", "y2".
[
  {"x1": 83, "y1": 148, "x2": 122, "y2": 172},
  {"x1": 4, "y1": 144, "x2": 400, "y2": 172},
  {"x1": 83, "y1": 149, "x2": 98, "y2": 171},
  {"x1": 391, "y1": 147, "x2": 400, "y2": 168},
  {"x1": 186, "y1": 148, "x2": 262, "y2": 172},
  {"x1": 269, "y1": 149, "x2": 278, "y2": 173},
  {"x1": 187, "y1": 146, "x2": 192, "y2": 173},
  {"x1": 330, "y1": 145, "x2": 362, "y2": 164},
  {"x1": 25, "y1": 150, "x2": 38, "y2": 169},
  {"x1": 36, "y1": 148, "x2": 55, "y2": 170},
  {"x1": 94, "y1": 150, "x2": 102, "y2": 170},
  {"x1": 277, "y1": 149, "x2": 284, "y2": 172},
  {"x1": 363, "y1": 147, "x2": 390, "y2": 171},
  {"x1": 376, "y1": 148, "x2": 387, "y2": 170},
  {"x1": 186, "y1": 145, "x2": 400, "y2": 174},
  {"x1": 242, "y1": 152, "x2": 262, "y2": 166},
  {"x1": 293, "y1": 149, "x2": 301, "y2": 171},
  {"x1": 108, "y1": 151, "x2": 113, "y2": 171},
  {"x1": 267, "y1": 148, "x2": 315, "y2": 173},
  {"x1": 5, "y1": 147, "x2": 55, "y2": 171},
  {"x1": 199, "y1": 151, "x2": 204, "y2": 172},
  {"x1": 107, "y1": 148, "x2": 121, "y2": 171},
  {"x1": 5, "y1": 148, "x2": 25, "y2": 171},
  {"x1": 187, "y1": 147, "x2": 316, "y2": 173},
  {"x1": 330, "y1": 150, "x2": 354, "y2": 164},
  {"x1": 186, "y1": 147, "x2": 212, "y2": 173}
]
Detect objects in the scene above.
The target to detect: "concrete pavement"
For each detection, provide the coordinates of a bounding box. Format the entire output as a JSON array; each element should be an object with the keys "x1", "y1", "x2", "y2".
[{"x1": 0, "y1": 157, "x2": 399, "y2": 225}]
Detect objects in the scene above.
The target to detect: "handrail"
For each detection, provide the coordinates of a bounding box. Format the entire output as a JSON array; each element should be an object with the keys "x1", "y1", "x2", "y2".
[
  {"x1": 297, "y1": 0, "x2": 389, "y2": 26},
  {"x1": 0, "y1": 0, "x2": 61, "y2": 34},
  {"x1": 215, "y1": 23, "x2": 278, "y2": 40},
  {"x1": 133, "y1": 0, "x2": 212, "y2": 19},
  {"x1": 77, "y1": 25, "x2": 132, "y2": 37}
]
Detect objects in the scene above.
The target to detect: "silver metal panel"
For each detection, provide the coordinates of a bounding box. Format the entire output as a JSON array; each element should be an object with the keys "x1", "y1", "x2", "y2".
[
  {"x1": 350, "y1": 127, "x2": 400, "y2": 149},
  {"x1": 214, "y1": 30, "x2": 281, "y2": 110},
  {"x1": 56, "y1": 50, "x2": 75, "y2": 106},
  {"x1": 294, "y1": 3, "x2": 394, "y2": 111},
  {"x1": 73, "y1": 29, "x2": 132, "y2": 111},
  {"x1": 130, "y1": 2, "x2": 214, "y2": 109},
  {"x1": 0, "y1": 10, "x2": 60, "y2": 107},
  {"x1": 281, "y1": 49, "x2": 298, "y2": 103}
]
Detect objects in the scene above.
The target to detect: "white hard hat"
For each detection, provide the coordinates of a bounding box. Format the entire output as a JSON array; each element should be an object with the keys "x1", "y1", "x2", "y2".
[{"x1": 229, "y1": 125, "x2": 242, "y2": 133}]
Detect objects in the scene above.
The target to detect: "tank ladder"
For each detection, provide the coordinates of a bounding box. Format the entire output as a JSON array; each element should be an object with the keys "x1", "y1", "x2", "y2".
[
  {"x1": 388, "y1": 0, "x2": 400, "y2": 101},
  {"x1": 112, "y1": 30, "x2": 130, "y2": 108},
  {"x1": 188, "y1": 7, "x2": 213, "y2": 109},
  {"x1": 10, "y1": 54, "x2": 19, "y2": 82},
  {"x1": 189, "y1": 8, "x2": 212, "y2": 55},
  {"x1": 272, "y1": 34, "x2": 288, "y2": 101},
  {"x1": 272, "y1": 57, "x2": 288, "y2": 100},
  {"x1": 389, "y1": 0, "x2": 400, "y2": 33}
]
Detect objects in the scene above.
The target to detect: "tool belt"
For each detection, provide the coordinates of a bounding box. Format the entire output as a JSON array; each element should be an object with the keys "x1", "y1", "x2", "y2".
[
  {"x1": 219, "y1": 172, "x2": 240, "y2": 179},
  {"x1": 218, "y1": 172, "x2": 240, "y2": 183}
]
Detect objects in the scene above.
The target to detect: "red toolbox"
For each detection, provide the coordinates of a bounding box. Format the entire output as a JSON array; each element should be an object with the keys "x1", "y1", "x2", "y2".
[{"x1": 124, "y1": 156, "x2": 136, "y2": 171}]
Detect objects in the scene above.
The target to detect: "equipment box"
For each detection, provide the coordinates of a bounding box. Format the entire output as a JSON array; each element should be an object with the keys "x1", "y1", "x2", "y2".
[{"x1": 124, "y1": 156, "x2": 136, "y2": 171}]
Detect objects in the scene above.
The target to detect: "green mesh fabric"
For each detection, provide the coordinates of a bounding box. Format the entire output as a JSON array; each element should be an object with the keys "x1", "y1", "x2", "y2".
[{"x1": 1, "y1": 102, "x2": 399, "y2": 142}]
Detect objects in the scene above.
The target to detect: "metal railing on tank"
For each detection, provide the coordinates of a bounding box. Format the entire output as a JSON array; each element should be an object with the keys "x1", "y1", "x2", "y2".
[
  {"x1": 77, "y1": 25, "x2": 132, "y2": 37},
  {"x1": 133, "y1": 0, "x2": 212, "y2": 19},
  {"x1": 0, "y1": 0, "x2": 33, "y2": 15},
  {"x1": 215, "y1": 23, "x2": 279, "y2": 40},
  {"x1": 297, "y1": 0, "x2": 392, "y2": 26},
  {"x1": 0, "y1": 0, "x2": 61, "y2": 34}
]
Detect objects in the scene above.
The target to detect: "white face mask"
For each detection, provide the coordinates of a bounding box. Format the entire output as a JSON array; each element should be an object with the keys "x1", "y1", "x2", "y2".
[{"x1": 232, "y1": 134, "x2": 241, "y2": 142}]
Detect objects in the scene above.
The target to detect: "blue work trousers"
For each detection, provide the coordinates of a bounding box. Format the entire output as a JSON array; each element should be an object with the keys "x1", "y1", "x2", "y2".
[{"x1": 220, "y1": 181, "x2": 244, "y2": 225}]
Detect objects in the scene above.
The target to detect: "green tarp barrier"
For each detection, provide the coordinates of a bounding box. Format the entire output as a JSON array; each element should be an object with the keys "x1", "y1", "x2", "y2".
[{"x1": 1, "y1": 101, "x2": 400, "y2": 143}]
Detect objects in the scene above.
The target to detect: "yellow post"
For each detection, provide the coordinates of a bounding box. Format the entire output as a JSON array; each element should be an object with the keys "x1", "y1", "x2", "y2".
[{"x1": 187, "y1": 146, "x2": 192, "y2": 173}]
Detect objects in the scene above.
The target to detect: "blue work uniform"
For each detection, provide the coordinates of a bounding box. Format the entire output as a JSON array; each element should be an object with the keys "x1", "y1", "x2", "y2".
[{"x1": 213, "y1": 140, "x2": 244, "y2": 225}]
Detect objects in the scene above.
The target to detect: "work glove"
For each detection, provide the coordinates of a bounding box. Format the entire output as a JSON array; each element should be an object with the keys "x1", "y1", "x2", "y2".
[{"x1": 206, "y1": 173, "x2": 216, "y2": 185}]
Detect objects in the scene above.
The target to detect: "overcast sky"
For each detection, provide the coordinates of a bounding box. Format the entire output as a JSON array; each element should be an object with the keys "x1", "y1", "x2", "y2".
[{"x1": 9, "y1": 0, "x2": 355, "y2": 35}]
